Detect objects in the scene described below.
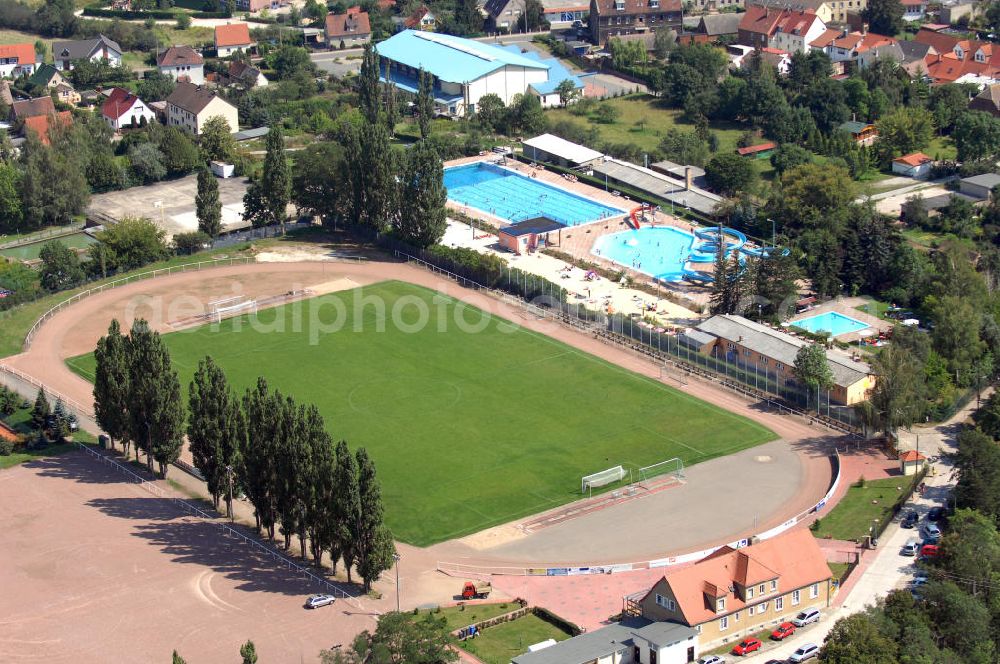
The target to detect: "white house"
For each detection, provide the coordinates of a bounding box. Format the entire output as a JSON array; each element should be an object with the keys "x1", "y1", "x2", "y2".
[
  {"x1": 0, "y1": 43, "x2": 39, "y2": 78},
  {"x1": 214, "y1": 23, "x2": 254, "y2": 58},
  {"x1": 101, "y1": 87, "x2": 157, "y2": 131},
  {"x1": 902, "y1": 0, "x2": 928, "y2": 21},
  {"x1": 376, "y1": 30, "x2": 550, "y2": 116},
  {"x1": 892, "y1": 152, "x2": 934, "y2": 178},
  {"x1": 769, "y1": 11, "x2": 827, "y2": 55},
  {"x1": 52, "y1": 35, "x2": 122, "y2": 71},
  {"x1": 165, "y1": 81, "x2": 239, "y2": 135},
  {"x1": 156, "y1": 45, "x2": 205, "y2": 85}
]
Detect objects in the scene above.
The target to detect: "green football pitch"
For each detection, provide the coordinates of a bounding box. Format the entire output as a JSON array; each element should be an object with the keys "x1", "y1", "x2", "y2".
[{"x1": 67, "y1": 280, "x2": 776, "y2": 546}]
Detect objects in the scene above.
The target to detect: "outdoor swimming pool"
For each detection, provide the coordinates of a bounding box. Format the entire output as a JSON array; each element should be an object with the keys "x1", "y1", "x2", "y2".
[
  {"x1": 591, "y1": 227, "x2": 696, "y2": 281},
  {"x1": 443, "y1": 162, "x2": 624, "y2": 226},
  {"x1": 792, "y1": 311, "x2": 870, "y2": 337}
]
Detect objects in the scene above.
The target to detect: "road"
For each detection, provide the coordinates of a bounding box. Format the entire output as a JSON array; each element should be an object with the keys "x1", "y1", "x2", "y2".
[{"x1": 726, "y1": 404, "x2": 968, "y2": 662}]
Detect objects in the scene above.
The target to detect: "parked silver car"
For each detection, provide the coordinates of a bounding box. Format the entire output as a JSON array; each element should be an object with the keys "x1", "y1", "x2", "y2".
[
  {"x1": 789, "y1": 643, "x2": 819, "y2": 662},
  {"x1": 305, "y1": 594, "x2": 337, "y2": 609}
]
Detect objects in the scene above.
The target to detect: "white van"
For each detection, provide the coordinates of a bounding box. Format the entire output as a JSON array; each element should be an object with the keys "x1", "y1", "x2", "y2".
[{"x1": 791, "y1": 608, "x2": 821, "y2": 627}]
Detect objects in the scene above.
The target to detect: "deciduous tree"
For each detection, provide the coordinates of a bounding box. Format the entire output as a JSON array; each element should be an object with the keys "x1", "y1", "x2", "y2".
[
  {"x1": 395, "y1": 140, "x2": 447, "y2": 248},
  {"x1": 38, "y1": 239, "x2": 84, "y2": 292}
]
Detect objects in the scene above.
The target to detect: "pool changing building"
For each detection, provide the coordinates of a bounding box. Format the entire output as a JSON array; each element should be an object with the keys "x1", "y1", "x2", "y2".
[
  {"x1": 375, "y1": 30, "x2": 582, "y2": 116},
  {"x1": 688, "y1": 314, "x2": 874, "y2": 405}
]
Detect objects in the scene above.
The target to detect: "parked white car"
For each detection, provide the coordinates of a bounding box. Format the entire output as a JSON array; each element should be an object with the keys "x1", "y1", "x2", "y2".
[
  {"x1": 791, "y1": 608, "x2": 821, "y2": 627},
  {"x1": 789, "y1": 643, "x2": 820, "y2": 662}
]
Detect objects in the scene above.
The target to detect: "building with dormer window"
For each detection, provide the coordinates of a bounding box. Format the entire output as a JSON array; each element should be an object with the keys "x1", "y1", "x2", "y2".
[{"x1": 626, "y1": 530, "x2": 833, "y2": 651}]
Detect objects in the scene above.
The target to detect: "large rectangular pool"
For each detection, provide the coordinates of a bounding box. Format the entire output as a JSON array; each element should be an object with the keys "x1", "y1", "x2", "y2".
[
  {"x1": 792, "y1": 311, "x2": 870, "y2": 337},
  {"x1": 443, "y1": 162, "x2": 625, "y2": 227}
]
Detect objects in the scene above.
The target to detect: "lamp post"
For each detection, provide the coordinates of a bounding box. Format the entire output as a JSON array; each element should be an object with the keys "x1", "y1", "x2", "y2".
[
  {"x1": 225, "y1": 463, "x2": 234, "y2": 522},
  {"x1": 393, "y1": 552, "x2": 401, "y2": 613}
]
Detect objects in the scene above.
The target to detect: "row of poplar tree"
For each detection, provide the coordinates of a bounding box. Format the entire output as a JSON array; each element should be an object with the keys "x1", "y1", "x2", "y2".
[{"x1": 92, "y1": 320, "x2": 395, "y2": 591}]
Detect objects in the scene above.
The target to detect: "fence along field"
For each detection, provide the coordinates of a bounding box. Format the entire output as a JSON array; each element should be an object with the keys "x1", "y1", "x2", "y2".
[{"x1": 66, "y1": 280, "x2": 776, "y2": 547}]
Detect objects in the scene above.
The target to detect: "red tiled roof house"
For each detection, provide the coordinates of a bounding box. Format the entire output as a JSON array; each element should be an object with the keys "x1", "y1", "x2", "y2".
[
  {"x1": 0, "y1": 43, "x2": 40, "y2": 78},
  {"x1": 101, "y1": 87, "x2": 157, "y2": 131},
  {"x1": 325, "y1": 11, "x2": 372, "y2": 48},
  {"x1": 628, "y1": 530, "x2": 834, "y2": 651},
  {"x1": 214, "y1": 23, "x2": 254, "y2": 57}
]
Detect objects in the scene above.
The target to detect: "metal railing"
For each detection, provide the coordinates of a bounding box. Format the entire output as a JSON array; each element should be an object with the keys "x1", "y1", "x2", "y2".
[
  {"x1": 0, "y1": 223, "x2": 87, "y2": 251},
  {"x1": 394, "y1": 249, "x2": 861, "y2": 434},
  {"x1": 0, "y1": 364, "x2": 92, "y2": 417},
  {"x1": 22, "y1": 256, "x2": 256, "y2": 351},
  {"x1": 75, "y1": 441, "x2": 364, "y2": 608}
]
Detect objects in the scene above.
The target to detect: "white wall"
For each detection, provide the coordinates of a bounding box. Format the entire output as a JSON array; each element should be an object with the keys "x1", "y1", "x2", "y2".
[
  {"x1": 770, "y1": 19, "x2": 826, "y2": 54},
  {"x1": 160, "y1": 63, "x2": 205, "y2": 85},
  {"x1": 0, "y1": 61, "x2": 37, "y2": 77},
  {"x1": 196, "y1": 97, "x2": 239, "y2": 134},
  {"x1": 106, "y1": 100, "x2": 157, "y2": 131}
]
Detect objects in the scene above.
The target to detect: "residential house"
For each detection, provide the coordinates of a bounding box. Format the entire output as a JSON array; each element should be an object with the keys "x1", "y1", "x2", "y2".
[
  {"x1": 738, "y1": 6, "x2": 826, "y2": 54},
  {"x1": 165, "y1": 81, "x2": 239, "y2": 135},
  {"x1": 756, "y1": 47, "x2": 791, "y2": 74},
  {"x1": 970, "y1": 83, "x2": 1000, "y2": 116},
  {"x1": 940, "y1": 2, "x2": 976, "y2": 25},
  {"x1": 485, "y1": 0, "x2": 589, "y2": 30},
  {"x1": 400, "y1": 6, "x2": 437, "y2": 31},
  {"x1": 157, "y1": 45, "x2": 205, "y2": 84},
  {"x1": 693, "y1": 314, "x2": 874, "y2": 404},
  {"x1": 0, "y1": 43, "x2": 40, "y2": 78},
  {"x1": 9, "y1": 96, "x2": 56, "y2": 122},
  {"x1": 892, "y1": 152, "x2": 934, "y2": 178},
  {"x1": 376, "y1": 30, "x2": 551, "y2": 116},
  {"x1": 902, "y1": 0, "x2": 928, "y2": 21},
  {"x1": 749, "y1": 0, "x2": 866, "y2": 26},
  {"x1": 22, "y1": 111, "x2": 72, "y2": 145},
  {"x1": 52, "y1": 35, "x2": 122, "y2": 71},
  {"x1": 511, "y1": 618, "x2": 700, "y2": 664},
  {"x1": 820, "y1": 30, "x2": 902, "y2": 68},
  {"x1": 626, "y1": 529, "x2": 834, "y2": 651},
  {"x1": 838, "y1": 120, "x2": 878, "y2": 145},
  {"x1": 514, "y1": 46, "x2": 586, "y2": 107},
  {"x1": 588, "y1": 0, "x2": 683, "y2": 47},
  {"x1": 325, "y1": 11, "x2": 372, "y2": 47},
  {"x1": 897, "y1": 39, "x2": 937, "y2": 77},
  {"x1": 214, "y1": 23, "x2": 254, "y2": 57},
  {"x1": 226, "y1": 61, "x2": 268, "y2": 89},
  {"x1": 26, "y1": 64, "x2": 80, "y2": 105},
  {"x1": 916, "y1": 25, "x2": 1000, "y2": 84},
  {"x1": 102, "y1": 87, "x2": 156, "y2": 131}
]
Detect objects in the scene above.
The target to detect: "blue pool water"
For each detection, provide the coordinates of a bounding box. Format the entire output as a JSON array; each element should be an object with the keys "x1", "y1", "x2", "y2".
[
  {"x1": 443, "y1": 162, "x2": 624, "y2": 226},
  {"x1": 792, "y1": 311, "x2": 870, "y2": 337},
  {"x1": 591, "y1": 227, "x2": 696, "y2": 281}
]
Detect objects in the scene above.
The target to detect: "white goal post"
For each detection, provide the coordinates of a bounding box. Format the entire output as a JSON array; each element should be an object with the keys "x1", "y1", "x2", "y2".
[
  {"x1": 211, "y1": 297, "x2": 257, "y2": 323},
  {"x1": 637, "y1": 457, "x2": 685, "y2": 488},
  {"x1": 581, "y1": 465, "x2": 626, "y2": 494}
]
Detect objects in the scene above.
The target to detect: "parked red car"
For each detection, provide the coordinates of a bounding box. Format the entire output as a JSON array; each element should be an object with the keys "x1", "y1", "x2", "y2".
[
  {"x1": 732, "y1": 638, "x2": 763, "y2": 656},
  {"x1": 921, "y1": 544, "x2": 940, "y2": 558},
  {"x1": 772, "y1": 621, "x2": 797, "y2": 640}
]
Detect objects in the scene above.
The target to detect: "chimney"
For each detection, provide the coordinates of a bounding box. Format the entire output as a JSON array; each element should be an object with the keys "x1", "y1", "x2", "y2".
[{"x1": 685, "y1": 166, "x2": 693, "y2": 190}]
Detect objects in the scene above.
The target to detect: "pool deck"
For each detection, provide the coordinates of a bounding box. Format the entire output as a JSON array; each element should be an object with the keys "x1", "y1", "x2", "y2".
[
  {"x1": 444, "y1": 156, "x2": 714, "y2": 313},
  {"x1": 788, "y1": 299, "x2": 890, "y2": 343}
]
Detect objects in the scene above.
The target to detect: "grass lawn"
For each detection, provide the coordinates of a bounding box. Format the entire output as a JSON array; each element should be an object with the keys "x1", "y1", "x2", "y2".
[
  {"x1": 66, "y1": 280, "x2": 776, "y2": 545},
  {"x1": 415, "y1": 604, "x2": 520, "y2": 632},
  {"x1": 460, "y1": 613, "x2": 572, "y2": 664},
  {"x1": 812, "y1": 476, "x2": 914, "y2": 541},
  {"x1": 853, "y1": 298, "x2": 891, "y2": 320},
  {"x1": 0, "y1": 232, "x2": 97, "y2": 261},
  {"x1": 546, "y1": 95, "x2": 780, "y2": 182},
  {"x1": 902, "y1": 227, "x2": 939, "y2": 249},
  {"x1": 828, "y1": 562, "x2": 850, "y2": 583},
  {"x1": 155, "y1": 25, "x2": 214, "y2": 48},
  {"x1": 0, "y1": 29, "x2": 56, "y2": 52},
  {"x1": 0, "y1": 406, "x2": 98, "y2": 470},
  {"x1": 926, "y1": 135, "x2": 957, "y2": 162},
  {"x1": 0, "y1": 245, "x2": 254, "y2": 361}
]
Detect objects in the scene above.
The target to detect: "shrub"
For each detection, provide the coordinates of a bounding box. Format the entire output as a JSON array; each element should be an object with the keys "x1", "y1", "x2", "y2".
[{"x1": 0, "y1": 439, "x2": 13, "y2": 456}]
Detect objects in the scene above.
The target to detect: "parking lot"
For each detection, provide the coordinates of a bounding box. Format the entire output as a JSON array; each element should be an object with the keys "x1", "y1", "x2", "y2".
[
  {"x1": 87, "y1": 173, "x2": 250, "y2": 239},
  {"x1": 0, "y1": 452, "x2": 374, "y2": 662}
]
